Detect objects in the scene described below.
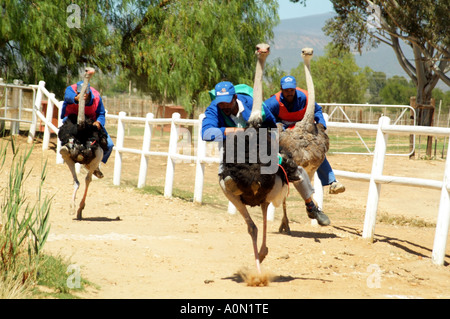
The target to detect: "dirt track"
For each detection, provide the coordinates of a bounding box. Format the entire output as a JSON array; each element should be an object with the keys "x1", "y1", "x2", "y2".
[{"x1": 4, "y1": 135, "x2": 449, "y2": 299}]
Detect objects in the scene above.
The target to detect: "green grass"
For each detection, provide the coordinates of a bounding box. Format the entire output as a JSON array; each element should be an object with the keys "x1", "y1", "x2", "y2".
[
  {"x1": 32, "y1": 254, "x2": 97, "y2": 299},
  {"x1": 378, "y1": 213, "x2": 435, "y2": 228},
  {"x1": 0, "y1": 138, "x2": 95, "y2": 299}
]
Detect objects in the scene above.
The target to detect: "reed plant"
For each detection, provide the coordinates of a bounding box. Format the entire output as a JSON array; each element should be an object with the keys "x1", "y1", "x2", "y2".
[{"x1": 0, "y1": 138, "x2": 52, "y2": 298}]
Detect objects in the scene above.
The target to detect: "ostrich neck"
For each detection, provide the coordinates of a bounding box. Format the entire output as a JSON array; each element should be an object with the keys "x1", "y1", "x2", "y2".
[
  {"x1": 251, "y1": 58, "x2": 265, "y2": 115},
  {"x1": 302, "y1": 59, "x2": 315, "y2": 124},
  {"x1": 77, "y1": 81, "x2": 89, "y2": 125},
  {"x1": 78, "y1": 93, "x2": 86, "y2": 125}
]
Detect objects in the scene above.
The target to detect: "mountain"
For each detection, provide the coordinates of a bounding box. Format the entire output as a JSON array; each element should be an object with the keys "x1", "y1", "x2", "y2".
[{"x1": 268, "y1": 13, "x2": 410, "y2": 78}]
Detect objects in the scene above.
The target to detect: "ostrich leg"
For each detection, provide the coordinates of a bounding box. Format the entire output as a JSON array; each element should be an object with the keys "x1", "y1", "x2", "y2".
[
  {"x1": 60, "y1": 151, "x2": 80, "y2": 215},
  {"x1": 76, "y1": 148, "x2": 103, "y2": 220},
  {"x1": 278, "y1": 199, "x2": 291, "y2": 234},
  {"x1": 76, "y1": 172, "x2": 92, "y2": 220},
  {"x1": 219, "y1": 179, "x2": 262, "y2": 273},
  {"x1": 259, "y1": 202, "x2": 270, "y2": 262}
]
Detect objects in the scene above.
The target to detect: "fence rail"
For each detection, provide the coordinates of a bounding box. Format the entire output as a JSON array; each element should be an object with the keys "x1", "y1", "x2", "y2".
[{"x1": 1, "y1": 80, "x2": 449, "y2": 266}]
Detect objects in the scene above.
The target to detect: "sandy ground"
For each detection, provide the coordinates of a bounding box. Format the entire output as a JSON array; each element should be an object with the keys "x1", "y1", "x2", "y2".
[{"x1": 2, "y1": 134, "x2": 449, "y2": 299}]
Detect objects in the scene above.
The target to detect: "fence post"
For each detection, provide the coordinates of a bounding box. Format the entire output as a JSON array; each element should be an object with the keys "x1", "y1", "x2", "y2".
[
  {"x1": 10, "y1": 80, "x2": 21, "y2": 135},
  {"x1": 362, "y1": 116, "x2": 390, "y2": 241},
  {"x1": 28, "y1": 82, "x2": 44, "y2": 143},
  {"x1": 193, "y1": 114, "x2": 205, "y2": 204},
  {"x1": 228, "y1": 201, "x2": 236, "y2": 215},
  {"x1": 310, "y1": 113, "x2": 328, "y2": 225},
  {"x1": 311, "y1": 171, "x2": 324, "y2": 226},
  {"x1": 164, "y1": 112, "x2": 180, "y2": 198},
  {"x1": 56, "y1": 101, "x2": 64, "y2": 164},
  {"x1": 113, "y1": 111, "x2": 126, "y2": 186},
  {"x1": 42, "y1": 93, "x2": 55, "y2": 150},
  {"x1": 431, "y1": 139, "x2": 450, "y2": 265},
  {"x1": 138, "y1": 113, "x2": 153, "y2": 188}
]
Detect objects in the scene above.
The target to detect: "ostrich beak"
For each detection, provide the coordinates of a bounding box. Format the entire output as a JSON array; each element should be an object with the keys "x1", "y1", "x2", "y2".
[
  {"x1": 301, "y1": 48, "x2": 313, "y2": 56},
  {"x1": 256, "y1": 46, "x2": 270, "y2": 54}
]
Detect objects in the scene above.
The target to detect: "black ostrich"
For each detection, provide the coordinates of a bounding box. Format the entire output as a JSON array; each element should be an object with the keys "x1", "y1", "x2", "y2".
[
  {"x1": 219, "y1": 44, "x2": 299, "y2": 275},
  {"x1": 58, "y1": 68, "x2": 108, "y2": 220}
]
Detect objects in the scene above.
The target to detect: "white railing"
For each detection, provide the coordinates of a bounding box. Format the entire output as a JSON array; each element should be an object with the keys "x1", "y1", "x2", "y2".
[
  {"x1": 322, "y1": 102, "x2": 416, "y2": 156},
  {"x1": 109, "y1": 111, "x2": 218, "y2": 204},
  {"x1": 109, "y1": 111, "x2": 449, "y2": 265},
  {"x1": 329, "y1": 116, "x2": 450, "y2": 266},
  {"x1": 5, "y1": 81, "x2": 448, "y2": 266},
  {"x1": 28, "y1": 81, "x2": 65, "y2": 164},
  {"x1": 0, "y1": 80, "x2": 37, "y2": 137}
]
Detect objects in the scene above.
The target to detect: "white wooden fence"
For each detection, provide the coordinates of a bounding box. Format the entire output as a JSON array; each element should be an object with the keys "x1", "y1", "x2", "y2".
[{"x1": 3, "y1": 80, "x2": 449, "y2": 266}]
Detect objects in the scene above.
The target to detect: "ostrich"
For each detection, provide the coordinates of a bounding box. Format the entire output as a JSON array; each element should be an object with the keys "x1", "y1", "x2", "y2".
[
  {"x1": 58, "y1": 67, "x2": 108, "y2": 220},
  {"x1": 219, "y1": 43, "x2": 299, "y2": 274},
  {"x1": 277, "y1": 48, "x2": 330, "y2": 232}
]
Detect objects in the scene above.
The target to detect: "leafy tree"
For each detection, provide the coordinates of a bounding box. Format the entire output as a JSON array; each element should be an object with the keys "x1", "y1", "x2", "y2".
[
  {"x1": 432, "y1": 88, "x2": 450, "y2": 113},
  {"x1": 319, "y1": 0, "x2": 449, "y2": 122},
  {"x1": 288, "y1": 43, "x2": 368, "y2": 104},
  {"x1": 379, "y1": 75, "x2": 416, "y2": 105},
  {"x1": 0, "y1": 0, "x2": 118, "y2": 97},
  {"x1": 1, "y1": 0, "x2": 278, "y2": 115},
  {"x1": 364, "y1": 68, "x2": 387, "y2": 104},
  {"x1": 116, "y1": 0, "x2": 279, "y2": 117}
]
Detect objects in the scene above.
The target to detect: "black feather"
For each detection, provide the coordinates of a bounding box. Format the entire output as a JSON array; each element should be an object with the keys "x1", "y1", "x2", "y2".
[
  {"x1": 220, "y1": 127, "x2": 298, "y2": 207},
  {"x1": 58, "y1": 114, "x2": 108, "y2": 165}
]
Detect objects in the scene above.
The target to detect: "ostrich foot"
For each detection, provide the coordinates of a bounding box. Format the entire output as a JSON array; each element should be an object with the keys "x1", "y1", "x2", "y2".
[
  {"x1": 258, "y1": 246, "x2": 268, "y2": 263},
  {"x1": 76, "y1": 203, "x2": 85, "y2": 220},
  {"x1": 329, "y1": 181, "x2": 345, "y2": 194},
  {"x1": 278, "y1": 221, "x2": 291, "y2": 235},
  {"x1": 93, "y1": 167, "x2": 104, "y2": 179}
]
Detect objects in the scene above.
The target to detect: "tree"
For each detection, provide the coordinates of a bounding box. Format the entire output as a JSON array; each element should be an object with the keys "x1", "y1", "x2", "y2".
[
  {"x1": 289, "y1": 43, "x2": 368, "y2": 104},
  {"x1": 1, "y1": 0, "x2": 278, "y2": 115},
  {"x1": 320, "y1": 0, "x2": 449, "y2": 122},
  {"x1": 0, "y1": 0, "x2": 118, "y2": 96},
  {"x1": 117, "y1": 0, "x2": 279, "y2": 117},
  {"x1": 364, "y1": 68, "x2": 387, "y2": 104},
  {"x1": 379, "y1": 75, "x2": 416, "y2": 105}
]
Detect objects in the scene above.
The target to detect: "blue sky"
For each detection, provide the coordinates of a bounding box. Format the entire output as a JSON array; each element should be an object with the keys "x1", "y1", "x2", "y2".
[{"x1": 278, "y1": 0, "x2": 334, "y2": 20}]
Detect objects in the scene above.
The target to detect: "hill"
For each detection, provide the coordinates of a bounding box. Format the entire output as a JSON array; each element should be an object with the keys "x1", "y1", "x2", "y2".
[{"x1": 268, "y1": 13, "x2": 411, "y2": 78}]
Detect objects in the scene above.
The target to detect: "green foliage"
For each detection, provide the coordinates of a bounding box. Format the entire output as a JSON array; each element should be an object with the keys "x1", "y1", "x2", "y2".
[
  {"x1": 1, "y1": 0, "x2": 119, "y2": 96},
  {"x1": 379, "y1": 76, "x2": 416, "y2": 105},
  {"x1": 2, "y1": 0, "x2": 279, "y2": 112},
  {"x1": 322, "y1": 0, "x2": 450, "y2": 105},
  {"x1": 119, "y1": 0, "x2": 279, "y2": 115},
  {"x1": 364, "y1": 68, "x2": 387, "y2": 104},
  {"x1": 0, "y1": 139, "x2": 52, "y2": 291},
  {"x1": 432, "y1": 88, "x2": 450, "y2": 113}
]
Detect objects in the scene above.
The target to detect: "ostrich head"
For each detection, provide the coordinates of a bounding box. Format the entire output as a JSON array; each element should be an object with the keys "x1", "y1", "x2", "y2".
[
  {"x1": 255, "y1": 43, "x2": 270, "y2": 60},
  {"x1": 248, "y1": 43, "x2": 270, "y2": 128},
  {"x1": 301, "y1": 47, "x2": 313, "y2": 64}
]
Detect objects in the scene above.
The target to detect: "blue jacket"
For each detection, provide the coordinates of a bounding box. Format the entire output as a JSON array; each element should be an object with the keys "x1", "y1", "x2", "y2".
[
  {"x1": 264, "y1": 89, "x2": 326, "y2": 129},
  {"x1": 61, "y1": 85, "x2": 106, "y2": 127},
  {"x1": 201, "y1": 93, "x2": 277, "y2": 141}
]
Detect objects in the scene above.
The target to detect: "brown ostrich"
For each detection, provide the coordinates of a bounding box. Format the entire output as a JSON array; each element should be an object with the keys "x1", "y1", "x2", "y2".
[
  {"x1": 219, "y1": 43, "x2": 299, "y2": 275},
  {"x1": 277, "y1": 48, "x2": 329, "y2": 232}
]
